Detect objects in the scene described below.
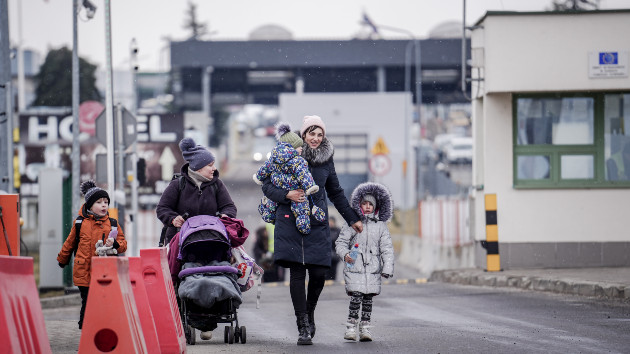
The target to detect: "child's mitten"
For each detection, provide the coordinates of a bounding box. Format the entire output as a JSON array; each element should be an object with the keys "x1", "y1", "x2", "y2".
[{"x1": 311, "y1": 205, "x2": 326, "y2": 222}]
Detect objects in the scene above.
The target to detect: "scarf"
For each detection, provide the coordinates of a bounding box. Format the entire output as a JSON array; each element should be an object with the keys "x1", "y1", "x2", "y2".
[
  {"x1": 84, "y1": 205, "x2": 105, "y2": 221},
  {"x1": 188, "y1": 168, "x2": 211, "y2": 189},
  {"x1": 362, "y1": 211, "x2": 379, "y2": 223},
  {"x1": 301, "y1": 136, "x2": 334, "y2": 166}
]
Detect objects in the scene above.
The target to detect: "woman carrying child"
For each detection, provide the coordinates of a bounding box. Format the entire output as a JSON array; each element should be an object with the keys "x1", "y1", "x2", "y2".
[{"x1": 262, "y1": 115, "x2": 363, "y2": 345}]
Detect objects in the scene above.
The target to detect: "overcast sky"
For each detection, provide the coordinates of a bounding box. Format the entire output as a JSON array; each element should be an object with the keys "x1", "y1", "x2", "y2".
[{"x1": 8, "y1": 0, "x2": 630, "y2": 72}]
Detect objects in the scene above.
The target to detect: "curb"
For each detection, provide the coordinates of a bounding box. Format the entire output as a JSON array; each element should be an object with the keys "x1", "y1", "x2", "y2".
[
  {"x1": 430, "y1": 270, "x2": 630, "y2": 301},
  {"x1": 40, "y1": 293, "x2": 81, "y2": 309}
]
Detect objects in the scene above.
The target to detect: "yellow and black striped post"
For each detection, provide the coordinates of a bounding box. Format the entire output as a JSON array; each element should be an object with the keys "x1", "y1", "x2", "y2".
[{"x1": 483, "y1": 193, "x2": 501, "y2": 272}]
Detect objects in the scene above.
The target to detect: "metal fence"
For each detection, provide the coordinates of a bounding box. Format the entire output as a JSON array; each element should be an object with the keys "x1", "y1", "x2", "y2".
[{"x1": 419, "y1": 196, "x2": 473, "y2": 247}]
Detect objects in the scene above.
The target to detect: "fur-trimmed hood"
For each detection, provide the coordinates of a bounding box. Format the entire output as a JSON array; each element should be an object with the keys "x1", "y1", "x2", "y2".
[
  {"x1": 350, "y1": 182, "x2": 393, "y2": 222},
  {"x1": 301, "y1": 136, "x2": 334, "y2": 166}
]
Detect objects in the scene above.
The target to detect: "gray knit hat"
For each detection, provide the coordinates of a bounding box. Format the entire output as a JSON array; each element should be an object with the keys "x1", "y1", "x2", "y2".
[
  {"x1": 179, "y1": 137, "x2": 215, "y2": 171},
  {"x1": 361, "y1": 194, "x2": 377, "y2": 208},
  {"x1": 81, "y1": 180, "x2": 110, "y2": 210},
  {"x1": 275, "y1": 122, "x2": 303, "y2": 149}
]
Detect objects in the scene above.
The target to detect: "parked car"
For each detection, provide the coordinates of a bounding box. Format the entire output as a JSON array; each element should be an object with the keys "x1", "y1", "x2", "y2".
[
  {"x1": 434, "y1": 133, "x2": 460, "y2": 162},
  {"x1": 445, "y1": 137, "x2": 473, "y2": 164}
]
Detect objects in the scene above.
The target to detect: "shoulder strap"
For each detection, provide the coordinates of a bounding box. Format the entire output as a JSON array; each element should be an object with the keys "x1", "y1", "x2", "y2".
[
  {"x1": 159, "y1": 174, "x2": 184, "y2": 247},
  {"x1": 73, "y1": 216, "x2": 118, "y2": 255},
  {"x1": 72, "y1": 216, "x2": 84, "y2": 256},
  {"x1": 175, "y1": 173, "x2": 185, "y2": 192}
]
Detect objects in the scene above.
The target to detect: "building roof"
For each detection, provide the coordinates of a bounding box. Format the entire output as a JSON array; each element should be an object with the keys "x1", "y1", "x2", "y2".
[
  {"x1": 170, "y1": 38, "x2": 465, "y2": 69},
  {"x1": 474, "y1": 9, "x2": 630, "y2": 26}
]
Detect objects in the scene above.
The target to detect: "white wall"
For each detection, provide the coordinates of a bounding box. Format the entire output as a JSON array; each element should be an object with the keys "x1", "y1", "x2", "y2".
[
  {"x1": 279, "y1": 92, "x2": 415, "y2": 210},
  {"x1": 478, "y1": 12, "x2": 630, "y2": 93}
]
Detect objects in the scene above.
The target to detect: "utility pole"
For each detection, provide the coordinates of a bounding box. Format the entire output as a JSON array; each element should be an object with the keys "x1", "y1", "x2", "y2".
[
  {"x1": 130, "y1": 38, "x2": 139, "y2": 255},
  {"x1": 16, "y1": 0, "x2": 25, "y2": 112},
  {"x1": 72, "y1": 0, "x2": 96, "y2": 212},
  {"x1": 104, "y1": 0, "x2": 115, "y2": 201},
  {"x1": 0, "y1": 0, "x2": 11, "y2": 192},
  {"x1": 72, "y1": 0, "x2": 81, "y2": 214}
]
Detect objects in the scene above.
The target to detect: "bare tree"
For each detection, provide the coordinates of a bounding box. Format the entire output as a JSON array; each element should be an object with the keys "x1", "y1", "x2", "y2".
[
  {"x1": 548, "y1": 0, "x2": 600, "y2": 11},
  {"x1": 183, "y1": 1, "x2": 208, "y2": 40}
]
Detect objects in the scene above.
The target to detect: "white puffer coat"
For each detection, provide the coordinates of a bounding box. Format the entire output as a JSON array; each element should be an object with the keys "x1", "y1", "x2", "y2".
[{"x1": 335, "y1": 182, "x2": 394, "y2": 295}]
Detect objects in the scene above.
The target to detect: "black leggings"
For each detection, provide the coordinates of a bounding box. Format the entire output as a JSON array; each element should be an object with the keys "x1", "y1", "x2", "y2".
[
  {"x1": 78, "y1": 286, "x2": 89, "y2": 329},
  {"x1": 288, "y1": 263, "x2": 328, "y2": 315},
  {"x1": 348, "y1": 292, "x2": 374, "y2": 322}
]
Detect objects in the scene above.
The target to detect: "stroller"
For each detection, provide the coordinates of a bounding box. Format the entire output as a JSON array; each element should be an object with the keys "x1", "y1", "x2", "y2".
[{"x1": 169, "y1": 215, "x2": 248, "y2": 345}]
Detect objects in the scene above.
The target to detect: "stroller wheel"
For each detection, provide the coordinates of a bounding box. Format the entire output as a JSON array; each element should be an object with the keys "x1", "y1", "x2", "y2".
[
  {"x1": 229, "y1": 326, "x2": 235, "y2": 344},
  {"x1": 234, "y1": 327, "x2": 240, "y2": 343},
  {"x1": 224, "y1": 325, "x2": 234, "y2": 344},
  {"x1": 185, "y1": 325, "x2": 196, "y2": 345},
  {"x1": 239, "y1": 326, "x2": 247, "y2": 344}
]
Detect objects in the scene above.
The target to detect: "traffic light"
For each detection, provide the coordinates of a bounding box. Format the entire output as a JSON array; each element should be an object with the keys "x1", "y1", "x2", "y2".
[{"x1": 137, "y1": 158, "x2": 146, "y2": 186}]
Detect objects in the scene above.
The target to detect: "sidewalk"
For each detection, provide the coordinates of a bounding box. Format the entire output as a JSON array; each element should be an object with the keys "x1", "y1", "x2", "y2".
[{"x1": 430, "y1": 267, "x2": 630, "y2": 301}]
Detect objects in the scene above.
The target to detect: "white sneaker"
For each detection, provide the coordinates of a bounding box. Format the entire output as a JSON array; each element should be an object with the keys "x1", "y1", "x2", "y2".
[
  {"x1": 344, "y1": 319, "x2": 357, "y2": 341},
  {"x1": 200, "y1": 331, "x2": 212, "y2": 340},
  {"x1": 359, "y1": 321, "x2": 372, "y2": 342}
]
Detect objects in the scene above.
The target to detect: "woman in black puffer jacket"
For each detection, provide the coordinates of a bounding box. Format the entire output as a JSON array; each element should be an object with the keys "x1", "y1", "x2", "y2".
[{"x1": 262, "y1": 115, "x2": 363, "y2": 345}]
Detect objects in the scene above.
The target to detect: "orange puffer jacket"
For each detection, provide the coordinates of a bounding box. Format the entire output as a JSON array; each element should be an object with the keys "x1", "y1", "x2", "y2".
[{"x1": 57, "y1": 204, "x2": 127, "y2": 287}]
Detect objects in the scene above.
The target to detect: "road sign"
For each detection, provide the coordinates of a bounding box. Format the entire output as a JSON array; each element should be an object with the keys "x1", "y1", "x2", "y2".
[
  {"x1": 369, "y1": 153, "x2": 391, "y2": 176},
  {"x1": 371, "y1": 136, "x2": 390, "y2": 155},
  {"x1": 95, "y1": 107, "x2": 137, "y2": 149},
  {"x1": 79, "y1": 101, "x2": 104, "y2": 136},
  {"x1": 158, "y1": 145, "x2": 176, "y2": 180}
]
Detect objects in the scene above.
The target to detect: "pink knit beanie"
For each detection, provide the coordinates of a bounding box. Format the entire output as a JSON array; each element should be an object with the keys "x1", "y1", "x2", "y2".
[{"x1": 300, "y1": 115, "x2": 326, "y2": 137}]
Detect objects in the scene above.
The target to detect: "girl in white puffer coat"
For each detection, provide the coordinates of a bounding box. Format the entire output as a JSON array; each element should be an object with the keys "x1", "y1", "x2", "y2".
[{"x1": 335, "y1": 182, "x2": 394, "y2": 342}]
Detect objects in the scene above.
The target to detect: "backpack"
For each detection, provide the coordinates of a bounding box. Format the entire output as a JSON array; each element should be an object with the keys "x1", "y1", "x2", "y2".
[
  {"x1": 158, "y1": 173, "x2": 218, "y2": 246},
  {"x1": 72, "y1": 216, "x2": 118, "y2": 256}
]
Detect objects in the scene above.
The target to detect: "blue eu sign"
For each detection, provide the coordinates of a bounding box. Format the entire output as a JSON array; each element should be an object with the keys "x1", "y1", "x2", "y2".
[{"x1": 599, "y1": 52, "x2": 618, "y2": 65}]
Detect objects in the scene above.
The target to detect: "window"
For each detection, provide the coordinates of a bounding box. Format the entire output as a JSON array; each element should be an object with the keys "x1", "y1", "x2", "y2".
[{"x1": 513, "y1": 93, "x2": 630, "y2": 188}]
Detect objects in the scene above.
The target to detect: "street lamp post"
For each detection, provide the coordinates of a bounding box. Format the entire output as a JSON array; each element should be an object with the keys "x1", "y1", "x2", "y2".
[
  {"x1": 104, "y1": 0, "x2": 115, "y2": 201},
  {"x1": 360, "y1": 18, "x2": 422, "y2": 231},
  {"x1": 130, "y1": 38, "x2": 139, "y2": 255},
  {"x1": 203, "y1": 66, "x2": 214, "y2": 118},
  {"x1": 72, "y1": 0, "x2": 97, "y2": 214}
]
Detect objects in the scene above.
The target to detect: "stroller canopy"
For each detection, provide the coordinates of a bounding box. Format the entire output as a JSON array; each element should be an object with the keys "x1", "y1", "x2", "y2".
[{"x1": 178, "y1": 215, "x2": 231, "y2": 264}]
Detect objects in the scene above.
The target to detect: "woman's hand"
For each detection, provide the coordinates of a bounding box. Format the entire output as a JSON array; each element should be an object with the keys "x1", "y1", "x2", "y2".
[
  {"x1": 351, "y1": 220, "x2": 363, "y2": 233},
  {"x1": 105, "y1": 238, "x2": 114, "y2": 247},
  {"x1": 286, "y1": 189, "x2": 305, "y2": 203},
  {"x1": 172, "y1": 215, "x2": 185, "y2": 228},
  {"x1": 344, "y1": 253, "x2": 354, "y2": 263}
]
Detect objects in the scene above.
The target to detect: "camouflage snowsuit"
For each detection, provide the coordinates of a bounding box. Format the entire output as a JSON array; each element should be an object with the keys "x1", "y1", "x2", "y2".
[{"x1": 254, "y1": 142, "x2": 324, "y2": 234}]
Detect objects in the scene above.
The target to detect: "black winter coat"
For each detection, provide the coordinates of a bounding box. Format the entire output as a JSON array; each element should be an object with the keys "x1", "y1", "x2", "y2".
[
  {"x1": 156, "y1": 164, "x2": 237, "y2": 243},
  {"x1": 262, "y1": 137, "x2": 360, "y2": 267}
]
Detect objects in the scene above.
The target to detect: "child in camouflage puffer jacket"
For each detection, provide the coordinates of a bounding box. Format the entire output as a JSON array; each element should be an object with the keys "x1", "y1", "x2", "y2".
[{"x1": 253, "y1": 122, "x2": 325, "y2": 234}]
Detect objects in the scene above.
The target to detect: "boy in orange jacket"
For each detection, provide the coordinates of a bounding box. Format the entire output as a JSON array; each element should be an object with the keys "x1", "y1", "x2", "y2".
[{"x1": 57, "y1": 180, "x2": 127, "y2": 329}]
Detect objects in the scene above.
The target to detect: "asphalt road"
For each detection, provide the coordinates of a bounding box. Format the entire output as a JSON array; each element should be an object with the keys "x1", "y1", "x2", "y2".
[{"x1": 44, "y1": 280, "x2": 630, "y2": 353}]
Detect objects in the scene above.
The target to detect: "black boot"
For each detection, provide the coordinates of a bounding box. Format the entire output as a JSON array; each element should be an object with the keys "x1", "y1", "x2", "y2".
[
  {"x1": 296, "y1": 313, "x2": 312, "y2": 345},
  {"x1": 307, "y1": 305, "x2": 316, "y2": 338}
]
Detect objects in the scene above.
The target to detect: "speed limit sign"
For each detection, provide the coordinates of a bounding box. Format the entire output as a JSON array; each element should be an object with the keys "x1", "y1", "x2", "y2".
[{"x1": 369, "y1": 154, "x2": 391, "y2": 176}]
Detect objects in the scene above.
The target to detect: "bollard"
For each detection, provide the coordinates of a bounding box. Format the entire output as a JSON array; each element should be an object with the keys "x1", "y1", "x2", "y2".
[{"x1": 481, "y1": 193, "x2": 501, "y2": 272}]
